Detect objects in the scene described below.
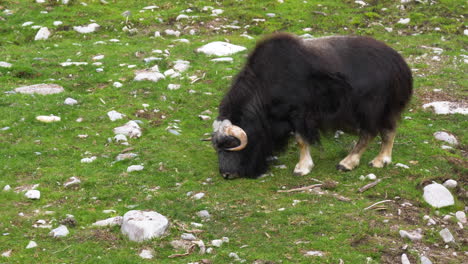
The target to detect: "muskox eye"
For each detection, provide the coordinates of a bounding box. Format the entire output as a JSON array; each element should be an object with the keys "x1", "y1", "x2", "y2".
[{"x1": 217, "y1": 136, "x2": 241, "y2": 150}]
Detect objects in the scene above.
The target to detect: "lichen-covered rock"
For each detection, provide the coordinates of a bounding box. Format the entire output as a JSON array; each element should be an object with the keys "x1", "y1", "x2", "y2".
[{"x1": 121, "y1": 210, "x2": 169, "y2": 242}]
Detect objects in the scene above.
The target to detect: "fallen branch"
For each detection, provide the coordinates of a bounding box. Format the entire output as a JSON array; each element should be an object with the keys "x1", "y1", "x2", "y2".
[
  {"x1": 168, "y1": 244, "x2": 195, "y2": 258},
  {"x1": 364, "y1": 200, "x2": 393, "y2": 211},
  {"x1": 277, "y1": 184, "x2": 322, "y2": 193},
  {"x1": 358, "y1": 179, "x2": 382, "y2": 193}
]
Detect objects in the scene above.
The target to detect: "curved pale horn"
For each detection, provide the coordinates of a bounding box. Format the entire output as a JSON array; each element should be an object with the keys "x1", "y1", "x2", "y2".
[{"x1": 224, "y1": 125, "x2": 248, "y2": 151}]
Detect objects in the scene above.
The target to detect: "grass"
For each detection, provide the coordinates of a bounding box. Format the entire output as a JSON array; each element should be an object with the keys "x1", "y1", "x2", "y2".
[{"x1": 0, "y1": 0, "x2": 467, "y2": 263}]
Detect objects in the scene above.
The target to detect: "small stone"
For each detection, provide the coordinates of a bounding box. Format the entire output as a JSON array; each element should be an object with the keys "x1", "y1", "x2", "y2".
[
  {"x1": 36, "y1": 115, "x2": 61, "y2": 123},
  {"x1": 199, "y1": 115, "x2": 211, "y2": 121},
  {"x1": 107, "y1": 110, "x2": 124, "y2": 121},
  {"x1": 3, "y1": 185, "x2": 11, "y2": 191},
  {"x1": 211, "y1": 239, "x2": 223, "y2": 247},
  {"x1": 304, "y1": 251, "x2": 324, "y2": 257},
  {"x1": 395, "y1": 163, "x2": 409, "y2": 169},
  {"x1": 113, "y1": 121, "x2": 142, "y2": 138},
  {"x1": 1, "y1": 250, "x2": 12, "y2": 258},
  {"x1": 0, "y1": 61, "x2": 12, "y2": 68},
  {"x1": 211, "y1": 57, "x2": 233, "y2": 63},
  {"x1": 64, "y1": 97, "x2": 78, "y2": 105},
  {"x1": 423, "y1": 101, "x2": 468, "y2": 115},
  {"x1": 197, "y1": 210, "x2": 211, "y2": 220},
  {"x1": 266, "y1": 13, "x2": 276, "y2": 17},
  {"x1": 167, "y1": 84, "x2": 181, "y2": 90},
  {"x1": 399, "y1": 229, "x2": 423, "y2": 241},
  {"x1": 423, "y1": 183, "x2": 454, "y2": 208},
  {"x1": 53, "y1": 21, "x2": 63, "y2": 26},
  {"x1": 398, "y1": 18, "x2": 410, "y2": 24},
  {"x1": 173, "y1": 60, "x2": 190, "y2": 72},
  {"x1": 181, "y1": 233, "x2": 197, "y2": 241},
  {"x1": 116, "y1": 153, "x2": 137, "y2": 161},
  {"x1": 439, "y1": 228, "x2": 455, "y2": 243},
  {"x1": 49, "y1": 225, "x2": 69, "y2": 237},
  {"x1": 191, "y1": 222, "x2": 203, "y2": 228},
  {"x1": 127, "y1": 165, "x2": 144, "y2": 172},
  {"x1": 63, "y1": 177, "x2": 81, "y2": 187},
  {"x1": 401, "y1": 254, "x2": 410, "y2": 264},
  {"x1": 121, "y1": 210, "x2": 169, "y2": 242},
  {"x1": 192, "y1": 193, "x2": 205, "y2": 200},
  {"x1": 433, "y1": 131, "x2": 458, "y2": 145},
  {"x1": 114, "y1": 134, "x2": 127, "y2": 142},
  {"x1": 15, "y1": 84, "x2": 64, "y2": 95},
  {"x1": 420, "y1": 256, "x2": 432, "y2": 264},
  {"x1": 442, "y1": 179, "x2": 457, "y2": 189},
  {"x1": 134, "y1": 69, "x2": 165, "y2": 82},
  {"x1": 139, "y1": 249, "x2": 154, "y2": 259},
  {"x1": 366, "y1": 173, "x2": 377, "y2": 180},
  {"x1": 74, "y1": 23, "x2": 100, "y2": 34},
  {"x1": 455, "y1": 211, "x2": 466, "y2": 223},
  {"x1": 26, "y1": 241, "x2": 37, "y2": 249},
  {"x1": 25, "y1": 190, "x2": 40, "y2": 200},
  {"x1": 93, "y1": 55, "x2": 104, "y2": 60},
  {"x1": 35, "y1": 27, "x2": 51, "y2": 40},
  {"x1": 81, "y1": 156, "x2": 97, "y2": 163},
  {"x1": 197, "y1": 42, "x2": 247, "y2": 56},
  {"x1": 113, "y1": 82, "x2": 123, "y2": 88},
  {"x1": 92, "y1": 216, "x2": 123, "y2": 227}
]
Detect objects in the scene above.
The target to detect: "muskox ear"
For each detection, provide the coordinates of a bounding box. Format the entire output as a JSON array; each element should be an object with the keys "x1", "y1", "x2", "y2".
[{"x1": 310, "y1": 71, "x2": 352, "y2": 115}]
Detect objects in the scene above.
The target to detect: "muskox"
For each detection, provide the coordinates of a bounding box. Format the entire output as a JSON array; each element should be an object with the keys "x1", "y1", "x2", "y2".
[{"x1": 211, "y1": 33, "x2": 413, "y2": 179}]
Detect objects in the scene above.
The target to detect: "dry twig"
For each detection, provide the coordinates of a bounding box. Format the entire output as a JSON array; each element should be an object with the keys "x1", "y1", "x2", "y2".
[
  {"x1": 358, "y1": 179, "x2": 382, "y2": 193},
  {"x1": 364, "y1": 200, "x2": 393, "y2": 210},
  {"x1": 277, "y1": 184, "x2": 323, "y2": 193},
  {"x1": 168, "y1": 244, "x2": 196, "y2": 258}
]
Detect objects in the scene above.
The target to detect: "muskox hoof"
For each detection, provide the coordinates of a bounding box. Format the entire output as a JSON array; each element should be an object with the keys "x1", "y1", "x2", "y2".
[
  {"x1": 369, "y1": 156, "x2": 391, "y2": 168},
  {"x1": 336, "y1": 164, "x2": 351, "y2": 172}
]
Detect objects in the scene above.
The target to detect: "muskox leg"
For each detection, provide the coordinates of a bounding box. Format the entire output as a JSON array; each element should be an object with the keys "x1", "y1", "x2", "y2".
[
  {"x1": 369, "y1": 129, "x2": 396, "y2": 168},
  {"x1": 294, "y1": 134, "x2": 314, "y2": 176},
  {"x1": 337, "y1": 132, "x2": 374, "y2": 171}
]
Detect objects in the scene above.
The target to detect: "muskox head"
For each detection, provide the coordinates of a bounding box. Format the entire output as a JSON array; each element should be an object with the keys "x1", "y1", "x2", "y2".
[{"x1": 211, "y1": 119, "x2": 271, "y2": 179}]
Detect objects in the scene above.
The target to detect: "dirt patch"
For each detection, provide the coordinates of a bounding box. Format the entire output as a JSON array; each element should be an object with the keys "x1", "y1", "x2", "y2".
[
  {"x1": 134, "y1": 110, "x2": 166, "y2": 126},
  {"x1": 91, "y1": 229, "x2": 121, "y2": 242}
]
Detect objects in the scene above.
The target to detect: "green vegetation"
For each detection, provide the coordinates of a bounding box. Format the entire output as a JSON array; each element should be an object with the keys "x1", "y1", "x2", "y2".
[{"x1": 0, "y1": 0, "x2": 466, "y2": 263}]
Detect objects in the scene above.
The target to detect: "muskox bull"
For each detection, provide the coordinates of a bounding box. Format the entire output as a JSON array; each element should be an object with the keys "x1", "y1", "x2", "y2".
[{"x1": 211, "y1": 33, "x2": 413, "y2": 179}]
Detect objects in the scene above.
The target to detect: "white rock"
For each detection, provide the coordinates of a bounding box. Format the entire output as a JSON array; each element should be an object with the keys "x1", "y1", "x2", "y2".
[
  {"x1": 442, "y1": 179, "x2": 457, "y2": 188},
  {"x1": 420, "y1": 256, "x2": 432, "y2": 264},
  {"x1": 176, "y1": 14, "x2": 189, "y2": 21},
  {"x1": 366, "y1": 173, "x2": 377, "y2": 180},
  {"x1": 113, "y1": 82, "x2": 123, "y2": 88},
  {"x1": 164, "y1": 29, "x2": 180, "y2": 37},
  {"x1": 197, "y1": 210, "x2": 211, "y2": 220},
  {"x1": 211, "y1": 239, "x2": 223, "y2": 247},
  {"x1": 15, "y1": 84, "x2": 64, "y2": 95},
  {"x1": 423, "y1": 101, "x2": 468, "y2": 115},
  {"x1": 167, "y1": 84, "x2": 181, "y2": 90},
  {"x1": 60, "y1": 61, "x2": 88, "y2": 67},
  {"x1": 116, "y1": 153, "x2": 138, "y2": 161},
  {"x1": 423, "y1": 183, "x2": 454, "y2": 208},
  {"x1": 26, "y1": 240, "x2": 37, "y2": 249},
  {"x1": 385, "y1": 27, "x2": 393, "y2": 32},
  {"x1": 455, "y1": 211, "x2": 466, "y2": 224},
  {"x1": 0, "y1": 61, "x2": 12, "y2": 68},
  {"x1": 34, "y1": 27, "x2": 51, "y2": 40},
  {"x1": 142, "y1": 5, "x2": 159, "y2": 10},
  {"x1": 36, "y1": 115, "x2": 61, "y2": 123},
  {"x1": 192, "y1": 193, "x2": 205, "y2": 200},
  {"x1": 441, "y1": 145, "x2": 453, "y2": 150},
  {"x1": 395, "y1": 163, "x2": 409, "y2": 169},
  {"x1": 134, "y1": 69, "x2": 165, "y2": 82},
  {"x1": 64, "y1": 97, "x2": 78, "y2": 105},
  {"x1": 107, "y1": 110, "x2": 124, "y2": 121},
  {"x1": 355, "y1": 1, "x2": 368, "y2": 7},
  {"x1": 197, "y1": 42, "x2": 247, "y2": 56},
  {"x1": 211, "y1": 57, "x2": 233, "y2": 63},
  {"x1": 121, "y1": 210, "x2": 169, "y2": 242},
  {"x1": 25, "y1": 190, "x2": 40, "y2": 200},
  {"x1": 199, "y1": 115, "x2": 211, "y2": 121},
  {"x1": 49, "y1": 225, "x2": 69, "y2": 237},
  {"x1": 139, "y1": 249, "x2": 153, "y2": 259},
  {"x1": 181, "y1": 233, "x2": 197, "y2": 241},
  {"x1": 80, "y1": 156, "x2": 96, "y2": 163},
  {"x1": 439, "y1": 228, "x2": 455, "y2": 243},
  {"x1": 3, "y1": 185, "x2": 11, "y2": 191},
  {"x1": 114, "y1": 134, "x2": 128, "y2": 142},
  {"x1": 113, "y1": 121, "x2": 142, "y2": 138},
  {"x1": 92, "y1": 216, "x2": 123, "y2": 227},
  {"x1": 22, "y1": 21, "x2": 34, "y2": 27},
  {"x1": 398, "y1": 18, "x2": 411, "y2": 24},
  {"x1": 92, "y1": 55, "x2": 104, "y2": 61},
  {"x1": 173, "y1": 60, "x2": 190, "y2": 72},
  {"x1": 74, "y1": 23, "x2": 100, "y2": 34},
  {"x1": 1, "y1": 250, "x2": 12, "y2": 257},
  {"x1": 304, "y1": 251, "x2": 324, "y2": 257},
  {"x1": 127, "y1": 165, "x2": 144, "y2": 172},
  {"x1": 399, "y1": 229, "x2": 423, "y2": 241},
  {"x1": 433, "y1": 131, "x2": 458, "y2": 145},
  {"x1": 63, "y1": 176, "x2": 81, "y2": 187},
  {"x1": 53, "y1": 21, "x2": 63, "y2": 26},
  {"x1": 266, "y1": 13, "x2": 276, "y2": 18},
  {"x1": 401, "y1": 254, "x2": 410, "y2": 264},
  {"x1": 212, "y1": 9, "x2": 223, "y2": 15}
]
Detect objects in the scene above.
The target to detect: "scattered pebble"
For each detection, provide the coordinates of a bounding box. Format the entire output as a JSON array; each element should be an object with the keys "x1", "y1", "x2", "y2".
[
  {"x1": 25, "y1": 190, "x2": 41, "y2": 200},
  {"x1": 121, "y1": 210, "x2": 169, "y2": 242},
  {"x1": 211, "y1": 57, "x2": 234, "y2": 63},
  {"x1": 398, "y1": 18, "x2": 410, "y2": 24},
  {"x1": 423, "y1": 183, "x2": 454, "y2": 208},
  {"x1": 395, "y1": 163, "x2": 409, "y2": 169},
  {"x1": 433, "y1": 131, "x2": 458, "y2": 145},
  {"x1": 423, "y1": 101, "x2": 468, "y2": 115},
  {"x1": 401, "y1": 254, "x2": 410, "y2": 264},
  {"x1": 113, "y1": 82, "x2": 123, "y2": 88},
  {"x1": 64, "y1": 97, "x2": 78, "y2": 105},
  {"x1": 0, "y1": 61, "x2": 12, "y2": 68},
  {"x1": 81, "y1": 156, "x2": 97, "y2": 163},
  {"x1": 74, "y1": 23, "x2": 100, "y2": 34},
  {"x1": 139, "y1": 249, "x2": 154, "y2": 259},
  {"x1": 439, "y1": 228, "x2": 455, "y2": 243},
  {"x1": 26, "y1": 241, "x2": 37, "y2": 249},
  {"x1": 92, "y1": 216, "x2": 123, "y2": 227},
  {"x1": 34, "y1": 27, "x2": 51, "y2": 40},
  {"x1": 3, "y1": 185, "x2": 11, "y2": 191},
  {"x1": 1, "y1": 250, "x2": 12, "y2": 258},
  {"x1": 420, "y1": 256, "x2": 433, "y2": 264},
  {"x1": 107, "y1": 110, "x2": 124, "y2": 121},
  {"x1": 14, "y1": 84, "x2": 64, "y2": 95},
  {"x1": 304, "y1": 250, "x2": 324, "y2": 257},
  {"x1": 366, "y1": 173, "x2": 377, "y2": 180},
  {"x1": 116, "y1": 153, "x2": 137, "y2": 161},
  {"x1": 192, "y1": 193, "x2": 205, "y2": 200},
  {"x1": 127, "y1": 165, "x2": 144, "y2": 172},
  {"x1": 197, "y1": 42, "x2": 247, "y2": 56},
  {"x1": 197, "y1": 210, "x2": 211, "y2": 220},
  {"x1": 114, "y1": 134, "x2": 127, "y2": 142},
  {"x1": 63, "y1": 177, "x2": 81, "y2": 187},
  {"x1": 455, "y1": 211, "x2": 466, "y2": 224},
  {"x1": 36, "y1": 115, "x2": 61, "y2": 123},
  {"x1": 134, "y1": 68, "x2": 165, "y2": 82},
  {"x1": 49, "y1": 225, "x2": 69, "y2": 237},
  {"x1": 167, "y1": 84, "x2": 181, "y2": 90},
  {"x1": 181, "y1": 233, "x2": 197, "y2": 241},
  {"x1": 53, "y1": 21, "x2": 63, "y2": 26},
  {"x1": 113, "y1": 121, "x2": 142, "y2": 138},
  {"x1": 442, "y1": 179, "x2": 457, "y2": 189},
  {"x1": 399, "y1": 229, "x2": 423, "y2": 241}
]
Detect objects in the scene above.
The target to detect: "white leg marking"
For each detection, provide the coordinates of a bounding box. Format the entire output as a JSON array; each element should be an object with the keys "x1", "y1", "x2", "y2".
[
  {"x1": 338, "y1": 133, "x2": 373, "y2": 171},
  {"x1": 294, "y1": 135, "x2": 314, "y2": 176},
  {"x1": 370, "y1": 130, "x2": 396, "y2": 168}
]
